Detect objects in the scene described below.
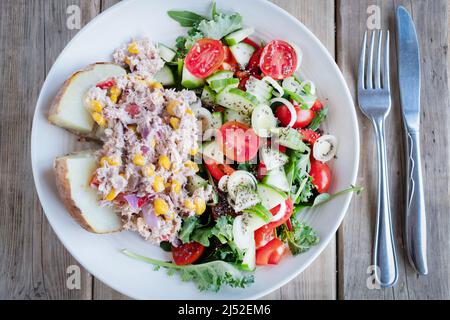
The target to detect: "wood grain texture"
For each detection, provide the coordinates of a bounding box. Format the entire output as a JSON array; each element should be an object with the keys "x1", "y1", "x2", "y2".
[
  {"x1": 0, "y1": 0, "x2": 100, "y2": 300},
  {"x1": 337, "y1": 0, "x2": 450, "y2": 299}
]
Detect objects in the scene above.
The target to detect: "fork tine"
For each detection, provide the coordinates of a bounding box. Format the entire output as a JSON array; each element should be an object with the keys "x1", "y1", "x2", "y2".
[
  {"x1": 358, "y1": 31, "x2": 367, "y2": 90},
  {"x1": 375, "y1": 30, "x2": 383, "y2": 89},
  {"x1": 383, "y1": 30, "x2": 391, "y2": 91},
  {"x1": 366, "y1": 31, "x2": 376, "y2": 89}
]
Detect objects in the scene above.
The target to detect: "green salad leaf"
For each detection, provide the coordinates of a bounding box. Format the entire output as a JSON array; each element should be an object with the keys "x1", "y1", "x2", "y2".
[
  {"x1": 191, "y1": 215, "x2": 234, "y2": 247},
  {"x1": 178, "y1": 216, "x2": 199, "y2": 244},
  {"x1": 279, "y1": 219, "x2": 319, "y2": 256},
  {"x1": 308, "y1": 107, "x2": 329, "y2": 131},
  {"x1": 197, "y1": 13, "x2": 243, "y2": 40},
  {"x1": 122, "y1": 250, "x2": 253, "y2": 292},
  {"x1": 167, "y1": 10, "x2": 206, "y2": 27}
]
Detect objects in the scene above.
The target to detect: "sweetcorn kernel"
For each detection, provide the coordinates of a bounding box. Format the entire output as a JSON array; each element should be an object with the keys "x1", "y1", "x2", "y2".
[
  {"x1": 169, "y1": 117, "x2": 180, "y2": 129},
  {"x1": 189, "y1": 148, "x2": 198, "y2": 156},
  {"x1": 142, "y1": 164, "x2": 155, "y2": 177},
  {"x1": 100, "y1": 156, "x2": 120, "y2": 166},
  {"x1": 153, "y1": 176, "x2": 165, "y2": 192},
  {"x1": 158, "y1": 155, "x2": 171, "y2": 170},
  {"x1": 109, "y1": 86, "x2": 121, "y2": 104},
  {"x1": 194, "y1": 197, "x2": 206, "y2": 215},
  {"x1": 149, "y1": 82, "x2": 163, "y2": 90},
  {"x1": 184, "y1": 161, "x2": 199, "y2": 172},
  {"x1": 184, "y1": 199, "x2": 196, "y2": 211},
  {"x1": 90, "y1": 100, "x2": 103, "y2": 112},
  {"x1": 128, "y1": 42, "x2": 139, "y2": 54},
  {"x1": 133, "y1": 154, "x2": 145, "y2": 166},
  {"x1": 185, "y1": 108, "x2": 194, "y2": 115},
  {"x1": 92, "y1": 112, "x2": 106, "y2": 127},
  {"x1": 153, "y1": 198, "x2": 169, "y2": 216},
  {"x1": 171, "y1": 180, "x2": 182, "y2": 194},
  {"x1": 166, "y1": 100, "x2": 180, "y2": 116},
  {"x1": 105, "y1": 189, "x2": 118, "y2": 201}
]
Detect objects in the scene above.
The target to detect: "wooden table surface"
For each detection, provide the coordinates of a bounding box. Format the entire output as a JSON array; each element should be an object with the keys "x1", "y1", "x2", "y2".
[{"x1": 0, "y1": 0, "x2": 448, "y2": 300}]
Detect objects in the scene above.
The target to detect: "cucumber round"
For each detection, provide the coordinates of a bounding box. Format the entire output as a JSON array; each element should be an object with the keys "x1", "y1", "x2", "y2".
[
  {"x1": 263, "y1": 166, "x2": 290, "y2": 193},
  {"x1": 206, "y1": 70, "x2": 234, "y2": 84},
  {"x1": 209, "y1": 78, "x2": 239, "y2": 93},
  {"x1": 242, "y1": 238, "x2": 256, "y2": 271},
  {"x1": 158, "y1": 43, "x2": 176, "y2": 62},
  {"x1": 216, "y1": 88, "x2": 258, "y2": 113},
  {"x1": 251, "y1": 104, "x2": 277, "y2": 138},
  {"x1": 181, "y1": 65, "x2": 205, "y2": 89},
  {"x1": 201, "y1": 86, "x2": 216, "y2": 107},
  {"x1": 211, "y1": 112, "x2": 223, "y2": 129},
  {"x1": 257, "y1": 183, "x2": 288, "y2": 210},
  {"x1": 224, "y1": 27, "x2": 255, "y2": 46},
  {"x1": 229, "y1": 42, "x2": 256, "y2": 69},
  {"x1": 260, "y1": 147, "x2": 289, "y2": 171},
  {"x1": 243, "y1": 204, "x2": 272, "y2": 223},
  {"x1": 271, "y1": 127, "x2": 309, "y2": 152},
  {"x1": 224, "y1": 108, "x2": 251, "y2": 126},
  {"x1": 154, "y1": 65, "x2": 175, "y2": 86},
  {"x1": 231, "y1": 187, "x2": 261, "y2": 212},
  {"x1": 245, "y1": 77, "x2": 273, "y2": 103},
  {"x1": 233, "y1": 213, "x2": 266, "y2": 250},
  {"x1": 202, "y1": 140, "x2": 224, "y2": 164}
]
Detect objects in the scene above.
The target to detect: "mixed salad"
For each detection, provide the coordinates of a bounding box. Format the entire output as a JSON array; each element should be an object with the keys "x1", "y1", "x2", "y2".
[{"x1": 116, "y1": 3, "x2": 361, "y2": 292}]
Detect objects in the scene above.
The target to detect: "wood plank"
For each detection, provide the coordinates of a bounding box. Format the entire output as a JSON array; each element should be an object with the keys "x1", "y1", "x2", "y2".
[
  {"x1": 39, "y1": 0, "x2": 101, "y2": 300},
  {"x1": 337, "y1": 0, "x2": 450, "y2": 299},
  {"x1": 0, "y1": 0, "x2": 101, "y2": 299},
  {"x1": 264, "y1": 0, "x2": 336, "y2": 300}
]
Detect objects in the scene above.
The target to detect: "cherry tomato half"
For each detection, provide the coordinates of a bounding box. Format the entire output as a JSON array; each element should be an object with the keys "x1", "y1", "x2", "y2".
[
  {"x1": 276, "y1": 105, "x2": 315, "y2": 129},
  {"x1": 204, "y1": 159, "x2": 235, "y2": 181},
  {"x1": 311, "y1": 99, "x2": 324, "y2": 112},
  {"x1": 172, "y1": 242, "x2": 205, "y2": 266},
  {"x1": 256, "y1": 238, "x2": 287, "y2": 265},
  {"x1": 254, "y1": 225, "x2": 275, "y2": 250},
  {"x1": 257, "y1": 162, "x2": 268, "y2": 180},
  {"x1": 185, "y1": 39, "x2": 225, "y2": 78},
  {"x1": 309, "y1": 160, "x2": 332, "y2": 193},
  {"x1": 96, "y1": 79, "x2": 116, "y2": 89},
  {"x1": 267, "y1": 198, "x2": 294, "y2": 229},
  {"x1": 219, "y1": 121, "x2": 260, "y2": 163},
  {"x1": 298, "y1": 129, "x2": 321, "y2": 146},
  {"x1": 260, "y1": 40, "x2": 298, "y2": 80},
  {"x1": 247, "y1": 47, "x2": 264, "y2": 75}
]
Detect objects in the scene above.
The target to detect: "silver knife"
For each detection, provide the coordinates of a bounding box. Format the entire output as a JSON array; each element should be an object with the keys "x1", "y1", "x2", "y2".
[{"x1": 396, "y1": 6, "x2": 428, "y2": 275}]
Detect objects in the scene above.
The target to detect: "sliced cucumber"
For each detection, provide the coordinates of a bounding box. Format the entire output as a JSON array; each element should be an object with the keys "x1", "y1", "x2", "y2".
[
  {"x1": 227, "y1": 170, "x2": 258, "y2": 201},
  {"x1": 202, "y1": 140, "x2": 224, "y2": 164},
  {"x1": 196, "y1": 107, "x2": 213, "y2": 133},
  {"x1": 187, "y1": 175, "x2": 208, "y2": 193},
  {"x1": 216, "y1": 88, "x2": 258, "y2": 113},
  {"x1": 224, "y1": 28, "x2": 255, "y2": 46},
  {"x1": 233, "y1": 212, "x2": 267, "y2": 250},
  {"x1": 229, "y1": 42, "x2": 256, "y2": 69},
  {"x1": 224, "y1": 108, "x2": 251, "y2": 126},
  {"x1": 257, "y1": 183, "x2": 288, "y2": 210},
  {"x1": 211, "y1": 112, "x2": 223, "y2": 129},
  {"x1": 209, "y1": 78, "x2": 239, "y2": 93},
  {"x1": 243, "y1": 204, "x2": 272, "y2": 223},
  {"x1": 246, "y1": 76, "x2": 273, "y2": 103},
  {"x1": 158, "y1": 43, "x2": 176, "y2": 62},
  {"x1": 181, "y1": 65, "x2": 205, "y2": 89},
  {"x1": 231, "y1": 186, "x2": 261, "y2": 212},
  {"x1": 261, "y1": 147, "x2": 289, "y2": 171},
  {"x1": 242, "y1": 237, "x2": 256, "y2": 271},
  {"x1": 154, "y1": 65, "x2": 175, "y2": 86},
  {"x1": 263, "y1": 166, "x2": 290, "y2": 193},
  {"x1": 206, "y1": 70, "x2": 234, "y2": 84},
  {"x1": 201, "y1": 86, "x2": 216, "y2": 107},
  {"x1": 251, "y1": 104, "x2": 277, "y2": 138},
  {"x1": 271, "y1": 127, "x2": 309, "y2": 152}
]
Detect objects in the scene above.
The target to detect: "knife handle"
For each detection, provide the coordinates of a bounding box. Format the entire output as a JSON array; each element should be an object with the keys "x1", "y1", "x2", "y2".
[{"x1": 405, "y1": 131, "x2": 428, "y2": 275}]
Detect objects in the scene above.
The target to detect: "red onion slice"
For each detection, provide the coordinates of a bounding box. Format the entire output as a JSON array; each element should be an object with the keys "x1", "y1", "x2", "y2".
[
  {"x1": 142, "y1": 205, "x2": 160, "y2": 229},
  {"x1": 271, "y1": 97, "x2": 297, "y2": 128},
  {"x1": 124, "y1": 194, "x2": 139, "y2": 210}
]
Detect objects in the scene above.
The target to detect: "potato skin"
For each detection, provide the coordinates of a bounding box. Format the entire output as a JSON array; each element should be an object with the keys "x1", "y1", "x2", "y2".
[
  {"x1": 54, "y1": 153, "x2": 122, "y2": 234},
  {"x1": 48, "y1": 62, "x2": 124, "y2": 137}
]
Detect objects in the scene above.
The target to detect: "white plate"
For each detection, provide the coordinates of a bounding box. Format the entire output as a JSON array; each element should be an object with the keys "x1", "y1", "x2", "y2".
[{"x1": 31, "y1": 0, "x2": 359, "y2": 299}]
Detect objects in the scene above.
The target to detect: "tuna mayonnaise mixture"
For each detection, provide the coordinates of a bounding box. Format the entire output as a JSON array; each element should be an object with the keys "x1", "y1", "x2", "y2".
[{"x1": 85, "y1": 39, "x2": 212, "y2": 244}]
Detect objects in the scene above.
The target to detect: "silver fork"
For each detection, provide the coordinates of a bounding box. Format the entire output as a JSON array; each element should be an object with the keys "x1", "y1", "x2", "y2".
[{"x1": 358, "y1": 30, "x2": 398, "y2": 288}]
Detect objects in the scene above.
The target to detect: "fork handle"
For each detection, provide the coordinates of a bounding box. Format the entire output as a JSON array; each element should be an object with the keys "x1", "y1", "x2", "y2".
[
  {"x1": 372, "y1": 118, "x2": 398, "y2": 287},
  {"x1": 405, "y1": 131, "x2": 428, "y2": 275}
]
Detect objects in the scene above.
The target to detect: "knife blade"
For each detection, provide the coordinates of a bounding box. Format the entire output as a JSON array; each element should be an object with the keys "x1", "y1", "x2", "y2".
[{"x1": 396, "y1": 6, "x2": 428, "y2": 275}]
